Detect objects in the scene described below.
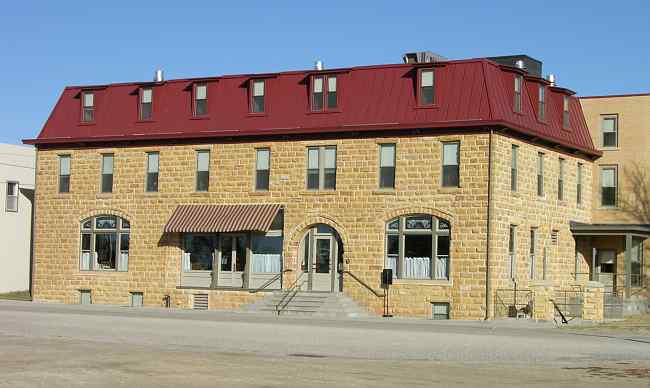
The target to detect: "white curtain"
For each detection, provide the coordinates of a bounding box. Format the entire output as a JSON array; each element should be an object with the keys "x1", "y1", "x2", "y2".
[
  {"x1": 80, "y1": 252, "x2": 91, "y2": 271},
  {"x1": 252, "y1": 253, "x2": 281, "y2": 273},
  {"x1": 404, "y1": 257, "x2": 431, "y2": 279},
  {"x1": 387, "y1": 256, "x2": 398, "y2": 274},
  {"x1": 182, "y1": 252, "x2": 191, "y2": 272},
  {"x1": 118, "y1": 252, "x2": 129, "y2": 272},
  {"x1": 435, "y1": 255, "x2": 448, "y2": 280}
]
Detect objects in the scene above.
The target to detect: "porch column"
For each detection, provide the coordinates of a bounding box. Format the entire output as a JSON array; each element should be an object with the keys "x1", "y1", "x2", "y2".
[{"x1": 624, "y1": 233, "x2": 632, "y2": 297}]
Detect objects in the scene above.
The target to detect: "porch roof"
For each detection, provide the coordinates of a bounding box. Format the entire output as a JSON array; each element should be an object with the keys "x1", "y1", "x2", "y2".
[
  {"x1": 164, "y1": 203, "x2": 282, "y2": 233},
  {"x1": 570, "y1": 221, "x2": 650, "y2": 237}
]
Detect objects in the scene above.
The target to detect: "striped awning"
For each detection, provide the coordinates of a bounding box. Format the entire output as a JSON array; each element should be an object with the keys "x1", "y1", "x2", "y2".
[{"x1": 164, "y1": 204, "x2": 282, "y2": 233}]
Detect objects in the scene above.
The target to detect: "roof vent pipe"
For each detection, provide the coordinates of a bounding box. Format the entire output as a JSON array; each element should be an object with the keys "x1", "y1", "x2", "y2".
[
  {"x1": 548, "y1": 73, "x2": 556, "y2": 86},
  {"x1": 154, "y1": 69, "x2": 164, "y2": 83},
  {"x1": 314, "y1": 60, "x2": 323, "y2": 71},
  {"x1": 515, "y1": 59, "x2": 526, "y2": 70}
]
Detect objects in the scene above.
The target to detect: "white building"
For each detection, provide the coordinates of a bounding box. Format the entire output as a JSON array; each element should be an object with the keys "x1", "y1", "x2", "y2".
[{"x1": 0, "y1": 144, "x2": 35, "y2": 293}]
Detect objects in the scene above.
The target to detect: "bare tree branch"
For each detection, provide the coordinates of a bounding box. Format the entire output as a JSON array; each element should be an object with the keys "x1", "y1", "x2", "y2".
[{"x1": 619, "y1": 162, "x2": 650, "y2": 224}]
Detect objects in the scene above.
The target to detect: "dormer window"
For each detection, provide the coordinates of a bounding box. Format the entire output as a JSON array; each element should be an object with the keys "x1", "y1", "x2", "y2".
[
  {"x1": 514, "y1": 75, "x2": 522, "y2": 113},
  {"x1": 251, "y1": 80, "x2": 265, "y2": 113},
  {"x1": 311, "y1": 75, "x2": 337, "y2": 111},
  {"x1": 82, "y1": 92, "x2": 94, "y2": 122},
  {"x1": 538, "y1": 85, "x2": 546, "y2": 121},
  {"x1": 140, "y1": 88, "x2": 153, "y2": 120},
  {"x1": 194, "y1": 84, "x2": 207, "y2": 116},
  {"x1": 563, "y1": 96, "x2": 570, "y2": 128},
  {"x1": 419, "y1": 69, "x2": 434, "y2": 105}
]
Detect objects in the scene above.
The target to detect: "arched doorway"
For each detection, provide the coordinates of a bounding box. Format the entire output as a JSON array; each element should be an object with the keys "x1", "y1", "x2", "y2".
[{"x1": 299, "y1": 224, "x2": 344, "y2": 292}]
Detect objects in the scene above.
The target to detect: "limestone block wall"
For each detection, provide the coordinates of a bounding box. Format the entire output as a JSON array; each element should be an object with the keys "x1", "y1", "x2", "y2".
[
  {"x1": 488, "y1": 134, "x2": 594, "y2": 318},
  {"x1": 32, "y1": 131, "x2": 492, "y2": 319}
]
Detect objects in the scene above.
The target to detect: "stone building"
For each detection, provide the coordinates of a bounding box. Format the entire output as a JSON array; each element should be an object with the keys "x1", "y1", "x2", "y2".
[
  {"x1": 579, "y1": 93, "x2": 650, "y2": 313},
  {"x1": 24, "y1": 54, "x2": 602, "y2": 319}
]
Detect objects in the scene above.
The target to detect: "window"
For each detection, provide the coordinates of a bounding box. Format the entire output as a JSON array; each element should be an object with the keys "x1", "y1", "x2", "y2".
[
  {"x1": 577, "y1": 163, "x2": 583, "y2": 205},
  {"x1": 140, "y1": 88, "x2": 153, "y2": 120},
  {"x1": 537, "y1": 152, "x2": 544, "y2": 197},
  {"x1": 311, "y1": 75, "x2": 338, "y2": 111},
  {"x1": 379, "y1": 144, "x2": 396, "y2": 189},
  {"x1": 5, "y1": 182, "x2": 18, "y2": 212},
  {"x1": 601, "y1": 115, "x2": 618, "y2": 148},
  {"x1": 182, "y1": 234, "x2": 216, "y2": 271},
  {"x1": 551, "y1": 229, "x2": 559, "y2": 245},
  {"x1": 255, "y1": 148, "x2": 270, "y2": 191},
  {"x1": 442, "y1": 142, "x2": 460, "y2": 187},
  {"x1": 562, "y1": 96, "x2": 570, "y2": 128},
  {"x1": 146, "y1": 152, "x2": 159, "y2": 192},
  {"x1": 80, "y1": 215, "x2": 130, "y2": 271},
  {"x1": 251, "y1": 80, "x2": 265, "y2": 113},
  {"x1": 100, "y1": 154, "x2": 113, "y2": 193},
  {"x1": 538, "y1": 85, "x2": 545, "y2": 121},
  {"x1": 59, "y1": 155, "x2": 71, "y2": 193},
  {"x1": 511, "y1": 145, "x2": 518, "y2": 192},
  {"x1": 514, "y1": 75, "x2": 523, "y2": 113},
  {"x1": 631, "y1": 238, "x2": 644, "y2": 287},
  {"x1": 82, "y1": 92, "x2": 94, "y2": 122},
  {"x1": 431, "y1": 302, "x2": 450, "y2": 320},
  {"x1": 130, "y1": 292, "x2": 143, "y2": 307},
  {"x1": 251, "y1": 234, "x2": 283, "y2": 273},
  {"x1": 306, "y1": 146, "x2": 336, "y2": 190},
  {"x1": 194, "y1": 84, "x2": 208, "y2": 116},
  {"x1": 79, "y1": 290, "x2": 91, "y2": 305},
  {"x1": 196, "y1": 150, "x2": 210, "y2": 191},
  {"x1": 509, "y1": 225, "x2": 516, "y2": 279},
  {"x1": 419, "y1": 69, "x2": 434, "y2": 105},
  {"x1": 558, "y1": 158, "x2": 565, "y2": 201},
  {"x1": 601, "y1": 166, "x2": 617, "y2": 207},
  {"x1": 529, "y1": 228, "x2": 536, "y2": 280},
  {"x1": 385, "y1": 215, "x2": 450, "y2": 280}
]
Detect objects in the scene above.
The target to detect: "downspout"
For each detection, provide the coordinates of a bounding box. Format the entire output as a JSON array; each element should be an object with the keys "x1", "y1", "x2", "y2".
[
  {"x1": 485, "y1": 129, "x2": 495, "y2": 320},
  {"x1": 29, "y1": 147, "x2": 39, "y2": 299}
]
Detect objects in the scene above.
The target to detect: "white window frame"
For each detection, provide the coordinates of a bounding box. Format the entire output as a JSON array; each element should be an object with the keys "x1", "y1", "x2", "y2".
[{"x1": 5, "y1": 181, "x2": 18, "y2": 212}]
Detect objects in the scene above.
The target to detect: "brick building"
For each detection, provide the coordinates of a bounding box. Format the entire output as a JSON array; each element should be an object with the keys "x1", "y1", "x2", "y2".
[{"x1": 24, "y1": 54, "x2": 602, "y2": 319}]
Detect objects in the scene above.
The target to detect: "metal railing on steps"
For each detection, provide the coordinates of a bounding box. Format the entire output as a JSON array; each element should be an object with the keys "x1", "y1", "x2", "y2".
[
  {"x1": 249, "y1": 269, "x2": 292, "y2": 294},
  {"x1": 342, "y1": 270, "x2": 384, "y2": 298},
  {"x1": 275, "y1": 272, "x2": 306, "y2": 315}
]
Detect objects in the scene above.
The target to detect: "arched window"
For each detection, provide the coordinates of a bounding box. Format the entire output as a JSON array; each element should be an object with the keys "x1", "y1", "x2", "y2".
[
  {"x1": 385, "y1": 214, "x2": 450, "y2": 280},
  {"x1": 80, "y1": 215, "x2": 130, "y2": 272}
]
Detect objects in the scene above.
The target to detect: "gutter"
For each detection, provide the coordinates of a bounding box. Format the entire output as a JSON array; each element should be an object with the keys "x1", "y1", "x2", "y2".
[{"x1": 485, "y1": 129, "x2": 494, "y2": 320}]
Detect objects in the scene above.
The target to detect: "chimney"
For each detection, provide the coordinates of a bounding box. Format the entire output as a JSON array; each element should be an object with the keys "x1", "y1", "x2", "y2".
[
  {"x1": 314, "y1": 60, "x2": 324, "y2": 71},
  {"x1": 515, "y1": 59, "x2": 526, "y2": 70},
  {"x1": 154, "y1": 69, "x2": 164, "y2": 83},
  {"x1": 547, "y1": 74, "x2": 556, "y2": 86}
]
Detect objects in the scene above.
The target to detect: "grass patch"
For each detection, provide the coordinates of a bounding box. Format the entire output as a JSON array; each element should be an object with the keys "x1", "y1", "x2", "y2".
[
  {"x1": 570, "y1": 314, "x2": 650, "y2": 334},
  {"x1": 0, "y1": 290, "x2": 32, "y2": 301}
]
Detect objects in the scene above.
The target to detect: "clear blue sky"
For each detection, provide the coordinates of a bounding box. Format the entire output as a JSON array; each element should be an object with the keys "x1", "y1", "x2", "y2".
[{"x1": 1, "y1": 1, "x2": 648, "y2": 144}]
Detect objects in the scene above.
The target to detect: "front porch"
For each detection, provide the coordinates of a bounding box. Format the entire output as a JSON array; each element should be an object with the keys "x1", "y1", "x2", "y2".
[{"x1": 572, "y1": 222, "x2": 647, "y2": 298}]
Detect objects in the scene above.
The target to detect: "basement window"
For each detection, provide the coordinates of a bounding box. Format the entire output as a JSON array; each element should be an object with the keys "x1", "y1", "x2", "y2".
[
  {"x1": 130, "y1": 292, "x2": 143, "y2": 307},
  {"x1": 431, "y1": 302, "x2": 450, "y2": 320},
  {"x1": 79, "y1": 290, "x2": 92, "y2": 305}
]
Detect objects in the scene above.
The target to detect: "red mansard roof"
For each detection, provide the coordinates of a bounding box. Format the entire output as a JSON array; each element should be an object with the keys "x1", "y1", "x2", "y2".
[{"x1": 24, "y1": 58, "x2": 598, "y2": 157}]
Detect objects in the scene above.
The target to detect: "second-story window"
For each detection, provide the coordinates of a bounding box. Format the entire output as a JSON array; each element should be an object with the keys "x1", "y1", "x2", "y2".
[
  {"x1": 5, "y1": 182, "x2": 18, "y2": 212},
  {"x1": 558, "y1": 158, "x2": 565, "y2": 201},
  {"x1": 59, "y1": 155, "x2": 71, "y2": 193},
  {"x1": 441, "y1": 142, "x2": 459, "y2": 187},
  {"x1": 379, "y1": 144, "x2": 396, "y2": 189},
  {"x1": 538, "y1": 85, "x2": 545, "y2": 121},
  {"x1": 140, "y1": 88, "x2": 153, "y2": 120},
  {"x1": 514, "y1": 75, "x2": 523, "y2": 113},
  {"x1": 146, "y1": 152, "x2": 159, "y2": 192},
  {"x1": 312, "y1": 77, "x2": 324, "y2": 111},
  {"x1": 419, "y1": 69, "x2": 434, "y2": 105},
  {"x1": 601, "y1": 115, "x2": 618, "y2": 148},
  {"x1": 577, "y1": 162, "x2": 583, "y2": 205},
  {"x1": 82, "y1": 92, "x2": 95, "y2": 122},
  {"x1": 251, "y1": 80, "x2": 265, "y2": 113},
  {"x1": 196, "y1": 150, "x2": 210, "y2": 191},
  {"x1": 101, "y1": 154, "x2": 114, "y2": 193},
  {"x1": 255, "y1": 148, "x2": 270, "y2": 191},
  {"x1": 563, "y1": 96, "x2": 570, "y2": 128},
  {"x1": 537, "y1": 152, "x2": 544, "y2": 197},
  {"x1": 194, "y1": 84, "x2": 208, "y2": 116},
  {"x1": 306, "y1": 146, "x2": 336, "y2": 190},
  {"x1": 601, "y1": 166, "x2": 617, "y2": 207},
  {"x1": 511, "y1": 145, "x2": 518, "y2": 192}
]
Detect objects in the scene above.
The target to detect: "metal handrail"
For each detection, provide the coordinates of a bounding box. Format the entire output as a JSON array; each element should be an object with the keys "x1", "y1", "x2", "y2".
[
  {"x1": 249, "y1": 269, "x2": 292, "y2": 294},
  {"x1": 342, "y1": 270, "x2": 384, "y2": 298},
  {"x1": 275, "y1": 272, "x2": 305, "y2": 315}
]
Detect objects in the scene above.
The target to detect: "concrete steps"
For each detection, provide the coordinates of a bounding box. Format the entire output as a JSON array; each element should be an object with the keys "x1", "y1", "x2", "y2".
[{"x1": 240, "y1": 291, "x2": 373, "y2": 318}]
